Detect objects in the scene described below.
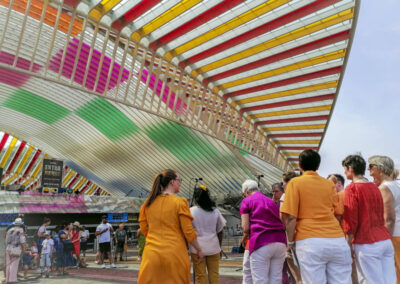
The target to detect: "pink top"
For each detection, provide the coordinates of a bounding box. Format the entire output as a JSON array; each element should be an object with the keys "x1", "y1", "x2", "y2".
[{"x1": 240, "y1": 192, "x2": 286, "y2": 254}]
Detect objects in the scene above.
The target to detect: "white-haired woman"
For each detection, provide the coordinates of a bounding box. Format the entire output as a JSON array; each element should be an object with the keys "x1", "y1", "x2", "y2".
[
  {"x1": 240, "y1": 179, "x2": 286, "y2": 284},
  {"x1": 368, "y1": 155, "x2": 400, "y2": 282},
  {"x1": 5, "y1": 218, "x2": 26, "y2": 283}
]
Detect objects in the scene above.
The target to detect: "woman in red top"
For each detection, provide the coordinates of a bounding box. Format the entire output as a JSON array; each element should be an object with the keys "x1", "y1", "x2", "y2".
[
  {"x1": 342, "y1": 155, "x2": 396, "y2": 284},
  {"x1": 71, "y1": 222, "x2": 86, "y2": 268}
]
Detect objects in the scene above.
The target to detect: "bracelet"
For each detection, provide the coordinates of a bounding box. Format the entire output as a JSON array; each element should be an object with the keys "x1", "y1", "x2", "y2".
[{"x1": 287, "y1": 241, "x2": 295, "y2": 245}]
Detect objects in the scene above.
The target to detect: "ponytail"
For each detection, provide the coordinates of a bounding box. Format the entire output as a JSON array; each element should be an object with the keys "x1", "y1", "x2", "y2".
[
  {"x1": 392, "y1": 169, "x2": 399, "y2": 180},
  {"x1": 145, "y1": 170, "x2": 177, "y2": 207}
]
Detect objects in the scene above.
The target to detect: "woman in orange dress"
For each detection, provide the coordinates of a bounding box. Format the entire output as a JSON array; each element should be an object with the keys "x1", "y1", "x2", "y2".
[{"x1": 138, "y1": 169, "x2": 204, "y2": 284}]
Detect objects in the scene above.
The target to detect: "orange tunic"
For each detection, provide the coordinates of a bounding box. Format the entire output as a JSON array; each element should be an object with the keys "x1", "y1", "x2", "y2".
[{"x1": 138, "y1": 194, "x2": 197, "y2": 284}]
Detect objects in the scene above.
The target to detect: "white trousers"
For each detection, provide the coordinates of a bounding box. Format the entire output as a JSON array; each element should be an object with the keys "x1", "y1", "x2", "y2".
[
  {"x1": 242, "y1": 250, "x2": 253, "y2": 284},
  {"x1": 354, "y1": 239, "x2": 397, "y2": 284},
  {"x1": 249, "y1": 242, "x2": 286, "y2": 284},
  {"x1": 295, "y1": 237, "x2": 352, "y2": 284}
]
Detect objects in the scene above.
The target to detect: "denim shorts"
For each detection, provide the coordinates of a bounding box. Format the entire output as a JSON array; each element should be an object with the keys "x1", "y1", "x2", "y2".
[{"x1": 40, "y1": 253, "x2": 51, "y2": 267}]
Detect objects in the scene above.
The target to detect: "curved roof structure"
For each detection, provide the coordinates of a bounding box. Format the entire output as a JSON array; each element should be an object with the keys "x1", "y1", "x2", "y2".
[{"x1": 0, "y1": 0, "x2": 359, "y2": 197}]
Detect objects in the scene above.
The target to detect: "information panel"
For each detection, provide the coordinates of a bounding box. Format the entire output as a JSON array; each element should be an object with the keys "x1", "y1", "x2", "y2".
[{"x1": 41, "y1": 159, "x2": 63, "y2": 188}]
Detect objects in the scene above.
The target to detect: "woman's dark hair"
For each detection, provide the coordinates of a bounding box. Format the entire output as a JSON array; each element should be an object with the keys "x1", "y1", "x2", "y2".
[
  {"x1": 145, "y1": 169, "x2": 177, "y2": 207},
  {"x1": 282, "y1": 171, "x2": 297, "y2": 183},
  {"x1": 62, "y1": 222, "x2": 69, "y2": 230},
  {"x1": 193, "y1": 186, "x2": 215, "y2": 212},
  {"x1": 43, "y1": 217, "x2": 51, "y2": 224},
  {"x1": 342, "y1": 155, "x2": 366, "y2": 175},
  {"x1": 327, "y1": 174, "x2": 345, "y2": 186},
  {"x1": 299, "y1": 149, "x2": 321, "y2": 171}
]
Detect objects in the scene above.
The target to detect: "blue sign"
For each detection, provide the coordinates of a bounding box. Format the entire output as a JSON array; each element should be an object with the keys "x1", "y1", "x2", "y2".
[
  {"x1": 0, "y1": 213, "x2": 19, "y2": 225},
  {"x1": 107, "y1": 213, "x2": 128, "y2": 223}
]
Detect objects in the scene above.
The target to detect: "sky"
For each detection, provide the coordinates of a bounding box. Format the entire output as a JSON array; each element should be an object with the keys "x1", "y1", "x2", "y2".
[{"x1": 318, "y1": 0, "x2": 400, "y2": 184}]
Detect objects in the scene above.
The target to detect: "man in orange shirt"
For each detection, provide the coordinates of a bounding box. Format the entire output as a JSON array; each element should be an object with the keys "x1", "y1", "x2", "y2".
[{"x1": 281, "y1": 150, "x2": 352, "y2": 284}]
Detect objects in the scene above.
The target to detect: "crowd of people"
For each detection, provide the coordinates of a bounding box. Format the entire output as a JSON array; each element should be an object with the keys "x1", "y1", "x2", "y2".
[
  {"x1": 3, "y1": 215, "x2": 131, "y2": 283},
  {"x1": 4, "y1": 150, "x2": 399, "y2": 284},
  {"x1": 241, "y1": 150, "x2": 399, "y2": 284},
  {"x1": 137, "y1": 150, "x2": 399, "y2": 284}
]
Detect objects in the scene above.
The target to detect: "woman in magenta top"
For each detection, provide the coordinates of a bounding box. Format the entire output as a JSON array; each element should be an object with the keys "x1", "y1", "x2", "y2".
[
  {"x1": 240, "y1": 179, "x2": 286, "y2": 284},
  {"x1": 342, "y1": 155, "x2": 396, "y2": 284}
]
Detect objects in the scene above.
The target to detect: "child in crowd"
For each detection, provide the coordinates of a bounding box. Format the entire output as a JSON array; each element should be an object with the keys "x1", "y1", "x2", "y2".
[
  {"x1": 22, "y1": 246, "x2": 33, "y2": 279},
  {"x1": 40, "y1": 231, "x2": 54, "y2": 278},
  {"x1": 31, "y1": 241, "x2": 40, "y2": 271}
]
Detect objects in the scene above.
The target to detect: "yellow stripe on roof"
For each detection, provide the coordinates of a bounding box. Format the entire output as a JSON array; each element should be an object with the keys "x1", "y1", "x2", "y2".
[
  {"x1": 263, "y1": 124, "x2": 325, "y2": 132},
  {"x1": 63, "y1": 170, "x2": 75, "y2": 186},
  {"x1": 86, "y1": 184, "x2": 97, "y2": 195},
  {"x1": 89, "y1": 0, "x2": 121, "y2": 22},
  {"x1": 283, "y1": 152, "x2": 301, "y2": 156},
  {"x1": 0, "y1": 137, "x2": 17, "y2": 168},
  {"x1": 132, "y1": 0, "x2": 202, "y2": 42},
  {"x1": 3, "y1": 175, "x2": 14, "y2": 186},
  {"x1": 166, "y1": 0, "x2": 289, "y2": 59},
  {"x1": 31, "y1": 153, "x2": 49, "y2": 179},
  {"x1": 73, "y1": 177, "x2": 86, "y2": 192},
  {"x1": 250, "y1": 105, "x2": 331, "y2": 119},
  {"x1": 219, "y1": 50, "x2": 345, "y2": 90},
  {"x1": 194, "y1": 8, "x2": 354, "y2": 75},
  {"x1": 274, "y1": 139, "x2": 321, "y2": 144},
  {"x1": 233, "y1": 81, "x2": 337, "y2": 106},
  {"x1": 16, "y1": 145, "x2": 34, "y2": 174}
]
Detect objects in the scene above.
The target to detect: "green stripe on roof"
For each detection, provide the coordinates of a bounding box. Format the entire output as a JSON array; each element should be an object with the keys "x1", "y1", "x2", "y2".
[
  {"x1": 144, "y1": 120, "x2": 219, "y2": 162},
  {"x1": 3, "y1": 89, "x2": 71, "y2": 124},
  {"x1": 75, "y1": 97, "x2": 139, "y2": 141}
]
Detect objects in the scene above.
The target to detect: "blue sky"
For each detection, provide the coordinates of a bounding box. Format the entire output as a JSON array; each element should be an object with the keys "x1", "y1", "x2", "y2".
[{"x1": 318, "y1": 0, "x2": 400, "y2": 183}]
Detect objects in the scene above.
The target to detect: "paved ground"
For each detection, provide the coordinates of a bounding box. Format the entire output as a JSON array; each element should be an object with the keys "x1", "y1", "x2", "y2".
[{"x1": 12, "y1": 253, "x2": 244, "y2": 283}]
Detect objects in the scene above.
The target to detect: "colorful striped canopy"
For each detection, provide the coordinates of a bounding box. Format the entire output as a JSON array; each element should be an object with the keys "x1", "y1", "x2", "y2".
[{"x1": 0, "y1": 0, "x2": 359, "y2": 197}]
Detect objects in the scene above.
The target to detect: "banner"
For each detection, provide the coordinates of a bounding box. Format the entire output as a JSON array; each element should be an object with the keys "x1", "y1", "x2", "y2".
[
  {"x1": 41, "y1": 159, "x2": 63, "y2": 188},
  {"x1": 108, "y1": 213, "x2": 128, "y2": 223}
]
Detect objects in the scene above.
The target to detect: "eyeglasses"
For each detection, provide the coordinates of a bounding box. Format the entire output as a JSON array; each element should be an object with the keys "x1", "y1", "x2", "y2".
[
  {"x1": 368, "y1": 164, "x2": 377, "y2": 170},
  {"x1": 175, "y1": 178, "x2": 182, "y2": 183}
]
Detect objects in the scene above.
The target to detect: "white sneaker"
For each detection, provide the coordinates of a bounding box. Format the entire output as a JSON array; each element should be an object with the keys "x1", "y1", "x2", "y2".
[
  {"x1": 111, "y1": 263, "x2": 116, "y2": 268},
  {"x1": 101, "y1": 264, "x2": 106, "y2": 269}
]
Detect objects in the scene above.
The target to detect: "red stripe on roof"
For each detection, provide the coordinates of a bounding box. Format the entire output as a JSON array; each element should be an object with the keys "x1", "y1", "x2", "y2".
[
  {"x1": 6, "y1": 141, "x2": 26, "y2": 174},
  {"x1": 241, "y1": 94, "x2": 334, "y2": 113},
  {"x1": 255, "y1": 115, "x2": 329, "y2": 126},
  {"x1": 204, "y1": 30, "x2": 350, "y2": 84},
  {"x1": 79, "y1": 181, "x2": 92, "y2": 194},
  {"x1": 23, "y1": 149, "x2": 41, "y2": 178},
  {"x1": 0, "y1": 133, "x2": 9, "y2": 152},
  {"x1": 67, "y1": 173, "x2": 80, "y2": 188},
  {"x1": 183, "y1": 0, "x2": 339, "y2": 66},
  {"x1": 224, "y1": 66, "x2": 341, "y2": 98},
  {"x1": 111, "y1": 0, "x2": 162, "y2": 31},
  {"x1": 150, "y1": 0, "x2": 244, "y2": 51}
]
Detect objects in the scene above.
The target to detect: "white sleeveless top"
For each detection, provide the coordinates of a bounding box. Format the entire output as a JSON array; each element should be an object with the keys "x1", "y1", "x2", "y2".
[{"x1": 383, "y1": 180, "x2": 400, "y2": 236}]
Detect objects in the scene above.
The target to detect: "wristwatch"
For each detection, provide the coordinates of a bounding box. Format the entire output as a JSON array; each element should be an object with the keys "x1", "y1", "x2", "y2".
[{"x1": 287, "y1": 241, "x2": 295, "y2": 245}]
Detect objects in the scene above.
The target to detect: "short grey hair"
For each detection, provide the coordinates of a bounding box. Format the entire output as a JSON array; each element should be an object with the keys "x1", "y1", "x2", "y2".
[
  {"x1": 368, "y1": 155, "x2": 394, "y2": 177},
  {"x1": 242, "y1": 179, "x2": 258, "y2": 193}
]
